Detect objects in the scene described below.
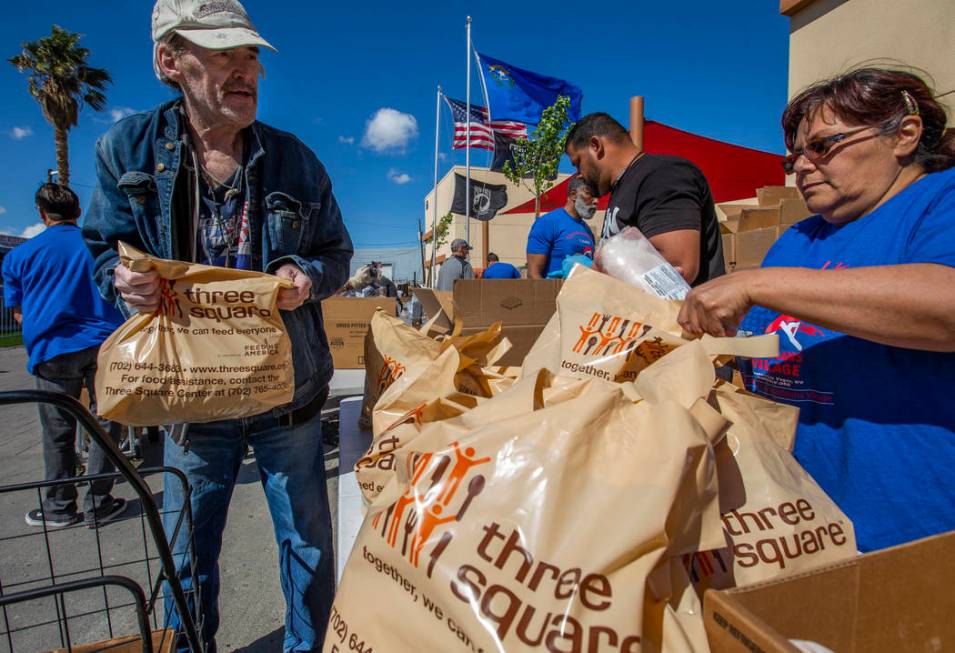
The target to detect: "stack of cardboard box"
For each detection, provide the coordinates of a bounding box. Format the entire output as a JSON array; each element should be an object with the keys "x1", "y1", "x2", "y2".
[
  {"x1": 321, "y1": 297, "x2": 391, "y2": 369},
  {"x1": 414, "y1": 279, "x2": 561, "y2": 367},
  {"x1": 720, "y1": 186, "x2": 812, "y2": 272}
]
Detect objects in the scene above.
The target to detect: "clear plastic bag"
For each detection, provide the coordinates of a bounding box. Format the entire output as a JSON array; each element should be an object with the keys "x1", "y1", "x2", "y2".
[{"x1": 594, "y1": 226, "x2": 692, "y2": 300}]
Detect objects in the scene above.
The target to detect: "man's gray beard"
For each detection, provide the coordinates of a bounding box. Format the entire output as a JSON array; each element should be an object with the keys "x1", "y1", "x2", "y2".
[{"x1": 575, "y1": 196, "x2": 596, "y2": 220}]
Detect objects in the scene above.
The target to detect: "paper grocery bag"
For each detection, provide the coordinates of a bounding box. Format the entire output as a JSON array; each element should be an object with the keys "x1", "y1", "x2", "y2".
[
  {"x1": 328, "y1": 341, "x2": 730, "y2": 653},
  {"x1": 359, "y1": 310, "x2": 444, "y2": 430},
  {"x1": 682, "y1": 385, "x2": 856, "y2": 592},
  {"x1": 95, "y1": 242, "x2": 294, "y2": 426},
  {"x1": 556, "y1": 266, "x2": 686, "y2": 383},
  {"x1": 360, "y1": 311, "x2": 513, "y2": 435}
]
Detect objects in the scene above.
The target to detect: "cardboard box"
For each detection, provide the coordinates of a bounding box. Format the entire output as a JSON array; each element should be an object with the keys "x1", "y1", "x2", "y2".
[
  {"x1": 735, "y1": 228, "x2": 779, "y2": 270},
  {"x1": 456, "y1": 279, "x2": 561, "y2": 366},
  {"x1": 322, "y1": 297, "x2": 390, "y2": 369},
  {"x1": 413, "y1": 288, "x2": 455, "y2": 334},
  {"x1": 722, "y1": 207, "x2": 784, "y2": 271},
  {"x1": 721, "y1": 231, "x2": 736, "y2": 272},
  {"x1": 717, "y1": 201, "x2": 758, "y2": 222},
  {"x1": 718, "y1": 187, "x2": 811, "y2": 272},
  {"x1": 757, "y1": 185, "x2": 801, "y2": 207},
  {"x1": 415, "y1": 280, "x2": 561, "y2": 366},
  {"x1": 779, "y1": 197, "x2": 812, "y2": 225},
  {"x1": 704, "y1": 530, "x2": 955, "y2": 653}
]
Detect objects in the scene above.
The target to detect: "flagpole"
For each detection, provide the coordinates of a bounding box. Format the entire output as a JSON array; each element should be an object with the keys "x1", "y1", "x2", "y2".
[
  {"x1": 465, "y1": 15, "x2": 472, "y2": 246},
  {"x1": 473, "y1": 49, "x2": 491, "y2": 271},
  {"x1": 430, "y1": 85, "x2": 441, "y2": 287},
  {"x1": 475, "y1": 50, "x2": 491, "y2": 121}
]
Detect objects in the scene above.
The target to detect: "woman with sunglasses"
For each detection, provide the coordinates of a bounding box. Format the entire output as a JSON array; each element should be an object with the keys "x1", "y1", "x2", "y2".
[{"x1": 679, "y1": 67, "x2": 955, "y2": 553}]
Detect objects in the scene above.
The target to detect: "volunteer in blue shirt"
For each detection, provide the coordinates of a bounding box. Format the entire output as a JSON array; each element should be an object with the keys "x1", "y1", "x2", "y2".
[
  {"x1": 678, "y1": 67, "x2": 955, "y2": 553},
  {"x1": 1, "y1": 183, "x2": 127, "y2": 529},
  {"x1": 526, "y1": 176, "x2": 597, "y2": 278},
  {"x1": 482, "y1": 252, "x2": 522, "y2": 279}
]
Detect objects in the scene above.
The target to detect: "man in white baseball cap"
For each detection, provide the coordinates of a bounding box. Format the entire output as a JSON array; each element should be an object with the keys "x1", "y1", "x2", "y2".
[
  {"x1": 152, "y1": 0, "x2": 275, "y2": 80},
  {"x1": 84, "y1": 1, "x2": 353, "y2": 651}
]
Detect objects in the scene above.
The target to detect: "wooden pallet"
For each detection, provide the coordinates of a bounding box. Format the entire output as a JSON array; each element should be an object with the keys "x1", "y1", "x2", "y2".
[{"x1": 48, "y1": 628, "x2": 175, "y2": 653}]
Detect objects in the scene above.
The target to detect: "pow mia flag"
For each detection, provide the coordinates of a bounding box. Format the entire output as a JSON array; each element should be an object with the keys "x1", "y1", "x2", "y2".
[
  {"x1": 491, "y1": 131, "x2": 520, "y2": 172},
  {"x1": 450, "y1": 174, "x2": 508, "y2": 222}
]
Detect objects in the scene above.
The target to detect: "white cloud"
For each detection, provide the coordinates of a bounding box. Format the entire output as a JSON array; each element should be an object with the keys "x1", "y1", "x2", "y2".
[
  {"x1": 0, "y1": 207, "x2": 6, "y2": 216},
  {"x1": 110, "y1": 107, "x2": 137, "y2": 122},
  {"x1": 338, "y1": 135, "x2": 355, "y2": 145},
  {"x1": 1, "y1": 223, "x2": 46, "y2": 239},
  {"x1": 361, "y1": 108, "x2": 418, "y2": 154},
  {"x1": 387, "y1": 169, "x2": 412, "y2": 185},
  {"x1": 21, "y1": 223, "x2": 46, "y2": 238},
  {"x1": 438, "y1": 152, "x2": 448, "y2": 161},
  {"x1": 10, "y1": 127, "x2": 32, "y2": 139}
]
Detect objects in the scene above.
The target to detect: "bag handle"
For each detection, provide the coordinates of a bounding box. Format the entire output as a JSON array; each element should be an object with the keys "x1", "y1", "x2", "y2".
[
  {"x1": 689, "y1": 397, "x2": 730, "y2": 444},
  {"x1": 700, "y1": 333, "x2": 778, "y2": 359}
]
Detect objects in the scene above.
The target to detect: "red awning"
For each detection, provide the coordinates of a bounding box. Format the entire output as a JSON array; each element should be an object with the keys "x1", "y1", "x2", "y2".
[{"x1": 502, "y1": 119, "x2": 784, "y2": 214}]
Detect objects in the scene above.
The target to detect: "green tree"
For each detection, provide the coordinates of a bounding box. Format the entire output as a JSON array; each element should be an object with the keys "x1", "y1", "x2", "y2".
[
  {"x1": 9, "y1": 25, "x2": 111, "y2": 185},
  {"x1": 433, "y1": 211, "x2": 454, "y2": 249},
  {"x1": 502, "y1": 95, "x2": 574, "y2": 218}
]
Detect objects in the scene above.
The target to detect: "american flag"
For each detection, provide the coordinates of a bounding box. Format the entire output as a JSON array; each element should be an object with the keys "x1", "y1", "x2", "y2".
[{"x1": 444, "y1": 96, "x2": 527, "y2": 151}]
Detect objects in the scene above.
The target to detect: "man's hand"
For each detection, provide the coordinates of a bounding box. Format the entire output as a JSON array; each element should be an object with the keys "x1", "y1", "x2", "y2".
[
  {"x1": 114, "y1": 263, "x2": 161, "y2": 313},
  {"x1": 12, "y1": 307, "x2": 22, "y2": 326},
  {"x1": 678, "y1": 270, "x2": 757, "y2": 338},
  {"x1": 276, "y1": 263, "x2": 312, "y2": 310}
]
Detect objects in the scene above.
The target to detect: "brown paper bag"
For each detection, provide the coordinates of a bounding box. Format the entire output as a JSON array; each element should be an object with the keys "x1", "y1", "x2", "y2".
[
  {"x1": 654, "y1": 387, "x2": 857, "y2": 652},
  {"x1": 95, "y1": 243, "x2": 294, "y2": 426},
  {"x1": 359, "y1": 311, "x2": 513, "y2": 431},
  {"x1": 681, "y1": 385, "x2": 856, "y2": 592},
  {"x1": 359, "y1": 310, "x2": 444, "y2": 430},
  {"x1": 327, "y1": 341, "x2": 729, "y2": 653},
  {"x1": 555, "y1": 266, "x2": 686, "y2": 383}
]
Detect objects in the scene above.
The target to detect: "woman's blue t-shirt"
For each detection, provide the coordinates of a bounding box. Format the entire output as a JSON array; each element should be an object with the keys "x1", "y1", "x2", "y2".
[{"x1": 738, "y1": 166, "x2": 955, "y2": 553}]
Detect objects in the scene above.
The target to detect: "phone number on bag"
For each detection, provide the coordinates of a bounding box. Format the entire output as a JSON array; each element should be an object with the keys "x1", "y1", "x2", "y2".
[
  {"x1": 134, "y1": 362, "x2": 184, "y2": 373},
  {"x1": 329, "y1": 605, "x2": 373, "y2": 653}
]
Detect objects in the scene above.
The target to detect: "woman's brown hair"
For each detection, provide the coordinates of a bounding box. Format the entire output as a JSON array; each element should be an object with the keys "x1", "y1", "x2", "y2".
[{"x1": 782, "y1": 67, "x2": 955, "y2": 173}]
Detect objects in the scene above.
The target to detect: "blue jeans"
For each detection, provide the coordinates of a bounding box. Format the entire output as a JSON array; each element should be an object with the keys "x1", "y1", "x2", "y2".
[{"x1": 162, "y1": 400, "x2": 334, "y2": 653}]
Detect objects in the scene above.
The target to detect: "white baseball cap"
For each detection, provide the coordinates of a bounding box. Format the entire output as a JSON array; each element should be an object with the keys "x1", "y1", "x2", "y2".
[{"x1": 152, "y1": 0, "x2": 276, "y2": 77}]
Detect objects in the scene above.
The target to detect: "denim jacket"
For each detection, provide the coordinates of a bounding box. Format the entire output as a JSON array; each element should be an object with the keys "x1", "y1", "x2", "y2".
[{"x1": 83, "y1": 100, "x2": 354, "y2": 415}]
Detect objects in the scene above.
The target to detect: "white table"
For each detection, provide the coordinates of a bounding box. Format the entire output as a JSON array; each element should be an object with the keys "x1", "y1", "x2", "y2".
[
  {"x1": 328, "y1": 369, "x2": 365, "y2": 402},
  {"x1": 335, "y1": 396, "x2": 371, "y2": 583}
]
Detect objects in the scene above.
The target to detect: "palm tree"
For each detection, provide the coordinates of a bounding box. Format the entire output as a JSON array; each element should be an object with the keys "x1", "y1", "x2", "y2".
[{"x1": 9, "y1": 25, "x2": 111, "y2": 185}]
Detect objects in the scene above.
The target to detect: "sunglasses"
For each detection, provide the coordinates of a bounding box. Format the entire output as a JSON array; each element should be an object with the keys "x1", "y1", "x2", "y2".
[{"x1": 782, "y1": 126, "x2": 875, "y2": 174}]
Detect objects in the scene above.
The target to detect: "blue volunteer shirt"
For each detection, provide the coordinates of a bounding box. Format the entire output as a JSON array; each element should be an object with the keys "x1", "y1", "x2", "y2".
[
  {"x1": 482, "y1": 261, "x2": 521, "y2": 279},
  {"x1": 2, "y1": 224, "x2": 124, "y2": 373},
  {"x1": 526, "y1": 208, "x2": 595, "y2": 276},
  {"x1": 738, "y1": 166, "x2": 955, "y2": 553}
]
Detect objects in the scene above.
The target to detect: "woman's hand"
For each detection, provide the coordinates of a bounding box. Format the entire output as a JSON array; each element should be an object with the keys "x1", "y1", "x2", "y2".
[{"x1": 678, "y1": 270, "x2": 760, "y2": 337}]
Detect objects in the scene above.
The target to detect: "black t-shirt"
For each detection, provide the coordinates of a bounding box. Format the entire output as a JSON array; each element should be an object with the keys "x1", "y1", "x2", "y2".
[{"x1": 601, "y1": 154, "x2": 725, "y2": 285}]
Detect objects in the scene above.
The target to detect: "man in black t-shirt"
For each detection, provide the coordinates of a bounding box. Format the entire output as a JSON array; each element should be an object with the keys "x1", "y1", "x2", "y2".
[{"x1": 564, "y1": 113, "x2": 725, "y2": 285}]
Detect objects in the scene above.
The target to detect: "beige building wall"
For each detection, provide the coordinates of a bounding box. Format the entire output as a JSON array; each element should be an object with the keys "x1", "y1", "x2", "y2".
[
  {"x1": 423, "y1": 167, "x2": 603, "y2": 281},
  {"x1": 785, "y1": 0, "x2": 955, "y2": 118}
]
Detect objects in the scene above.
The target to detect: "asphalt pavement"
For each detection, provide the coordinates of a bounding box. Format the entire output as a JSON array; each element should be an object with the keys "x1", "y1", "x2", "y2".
[{"x1": 0, "y1": 345, "x2": 341, "y2": 652}]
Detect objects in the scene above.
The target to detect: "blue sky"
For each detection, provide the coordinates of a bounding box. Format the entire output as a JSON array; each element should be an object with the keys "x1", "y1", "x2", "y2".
[{"x1": 1, "y1": 1, "x2": 790, "y2": 247}]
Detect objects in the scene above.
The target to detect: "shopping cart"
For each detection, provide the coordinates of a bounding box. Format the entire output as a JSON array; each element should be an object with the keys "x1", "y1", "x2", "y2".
[{"x1": 0, "y1": 390, "x2": 205, "y2": 652}]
